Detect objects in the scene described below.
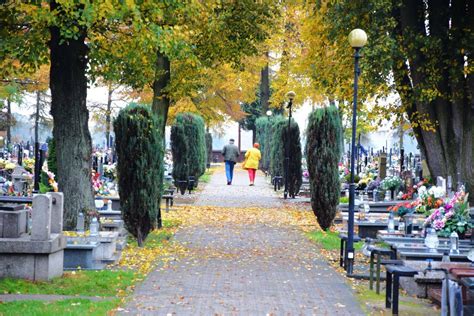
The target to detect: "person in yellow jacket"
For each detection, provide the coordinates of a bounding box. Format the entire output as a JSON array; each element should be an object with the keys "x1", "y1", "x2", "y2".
[{"x1": 243, "y1": 143, "x2": 261, "y2": 186}]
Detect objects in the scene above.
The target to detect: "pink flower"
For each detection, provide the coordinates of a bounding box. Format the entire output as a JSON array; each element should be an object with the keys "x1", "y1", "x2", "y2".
[
  {"x1": 445, "y1": 209, "x2": 455, "y2": 219},
  {"x1": 433, "y1": 219, "x2": 445, "y2": 230}
]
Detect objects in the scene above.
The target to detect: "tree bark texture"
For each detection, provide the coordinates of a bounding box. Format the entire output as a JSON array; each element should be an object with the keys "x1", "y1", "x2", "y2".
[
  {"x1": 392, "y1": 0, "x2": 473, "y2": 198},
  {"x1": 49, "y1": 1, "x2": 95, "y2": 229},
  {"x1": 106, "y1": 87, "x2": 112, "y2": 148},
  {"x1": 152, "y1": 51, "x2": 171, "y2": 132},
  {"x1": 35, "y1": 90, "x2": 40, "y2": 145}
]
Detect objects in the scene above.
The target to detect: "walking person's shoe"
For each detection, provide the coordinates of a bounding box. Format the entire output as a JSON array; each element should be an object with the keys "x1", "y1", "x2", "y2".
[
  {"x1": 227, "y1": 180, "x2": 231, "y2": 185},
  {"x1": 249, "y1": 182, "x2": 254, "y2": 186}
]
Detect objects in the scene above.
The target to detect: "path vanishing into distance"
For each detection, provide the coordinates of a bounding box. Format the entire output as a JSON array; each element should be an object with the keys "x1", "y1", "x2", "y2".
[{"x1": 122, "y1": 167, "x2": 364, "y2": 315}]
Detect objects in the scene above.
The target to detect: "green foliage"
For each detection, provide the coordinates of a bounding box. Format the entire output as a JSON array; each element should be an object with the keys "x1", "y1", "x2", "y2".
[
  {"x1": 306, "y1": 230, "x2": 362, "y2": 251},
  {"x1": 170, "y1": 113, "x2": 207, "y2": 183},
  {"x1": 240, "y1": 98, "x2": 261, "y2": 135},
  {"x1": 0, "y1": 270, "x2": 137, "y2": 297},
  {"x1": 39, "y1": 171, "x2": 53, "y2": 194},
  {"x1": 255, "y1": 116, "x2": 272, "y2": 171},
  {"x1": 114, "y1": 104, "x2": 163, "y2": 246},
  {"x1": 306, "y1": 106, "x2": 343, "y2": 230},
  {"x1": 339, "y1": 196, "x2": 349, "y2": 204},
  {"x1": 47, "y1": 137, "x2": 57, "y2": 175},
  {"x1": 205, "y1": 132, "x2": 213, "y2": 166},
  {"x1": 0, "y1": 298, "x2": 119, "y2": 316},
  {"x1": 269, "y1": 115, "x2": 286, "y2": 176},
  {"x1": 269, "y1": 116, "x2": 302, "y2": 197}
]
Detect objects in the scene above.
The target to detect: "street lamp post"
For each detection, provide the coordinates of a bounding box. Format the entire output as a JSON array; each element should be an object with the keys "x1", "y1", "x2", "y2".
[
  {"x1": 346, "y1": 29, "x2": 367, "y2": 275},
  {"x1": 284, "y1": 91, "x2": 296, "y2": 199}
]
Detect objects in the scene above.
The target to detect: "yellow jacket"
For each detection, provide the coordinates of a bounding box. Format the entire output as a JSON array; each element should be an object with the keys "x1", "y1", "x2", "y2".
[{"x1": 244, "y1": 148, "x2": 261, "y2": 170}]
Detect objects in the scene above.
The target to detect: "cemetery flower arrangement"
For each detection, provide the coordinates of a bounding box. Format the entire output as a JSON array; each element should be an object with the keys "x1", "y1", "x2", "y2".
[
  {"x1": 381, "y1": 175, "x2": 403, "y2": 191},
  {"x1": 357, "y1": 172, "x2": 376, "y2": 190},
  {"x1": 424, "y1": 189, "x2": 472, "y2": 237},
  {"x1": 388, "y1": 201, "x2": 415, "y2": 218},
  {"x1": 401, "y1": 179, "x2": 429, "y2": 200},
  {"x1": 103, "y1": 163, "x2": 117, "y2": 181},
  {"x1": 23, "y1": 158, "x2": 35, "y2": 173},
  {"x1": 415, "y1": 185, "x2": 445, "y2": 214},
  {"x1": 367, "y1": 178, "x2": 381, "y2": 191}
]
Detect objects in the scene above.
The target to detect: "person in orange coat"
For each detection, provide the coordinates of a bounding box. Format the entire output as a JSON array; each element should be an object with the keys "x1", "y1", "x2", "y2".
[{"x1": 243, "y1": 143, "x2": 261, "y2": 186}]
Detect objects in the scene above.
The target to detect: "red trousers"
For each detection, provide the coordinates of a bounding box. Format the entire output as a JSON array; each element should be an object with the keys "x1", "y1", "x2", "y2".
[{"x1": 247, "y1": 168, "x2": 256, "y2": 182}]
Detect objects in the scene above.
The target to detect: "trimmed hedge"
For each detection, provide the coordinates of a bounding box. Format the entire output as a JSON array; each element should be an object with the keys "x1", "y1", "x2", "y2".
[
  {"x1": 114, "y1": 104, "x2": 164, "y2": 246},
  {"x1": 306, "y1": 106, "x2": 343, "y2": 230}
]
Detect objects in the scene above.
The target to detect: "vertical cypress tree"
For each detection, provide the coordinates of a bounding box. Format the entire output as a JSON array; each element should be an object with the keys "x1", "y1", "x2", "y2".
[
  {"x1": 171, "y1": 113, "x2": 207, "y2": 184},
  {"x1": 205, "y1": 132, "x2": 213, "y2": 167},
  {"x1": 47, "y1": 137, "x2": 57, "y2": 175},
  {"x1": 114, "y1": 104, "x2": 164, "y2": 247},
  {"x1": 269, "y1": 115, "x2": 286, "y2": 177},
  {"x1": 306, "y1": 106, "x2": 343, "y2": 230},
  {"x1": 284, "y1": 119, "x2": 302, "y2": 198},
  {"x1": 255, "y1": 117, "x2": 271, "y2": 171},
  {"x1": 270, "y1": 116, "x2": 302, "y2": 197}
]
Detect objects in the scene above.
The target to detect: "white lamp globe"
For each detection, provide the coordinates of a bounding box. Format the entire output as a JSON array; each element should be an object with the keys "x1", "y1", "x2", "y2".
[
  {"x1": 348, "y1": 29, "x2": 368, "y2": 48},
  {"x1": 266, "y1": 110, "x2": 272, "y2": 116},
  {"x1": 286, "y1": 91, "x2": 296, "y2": 101}
]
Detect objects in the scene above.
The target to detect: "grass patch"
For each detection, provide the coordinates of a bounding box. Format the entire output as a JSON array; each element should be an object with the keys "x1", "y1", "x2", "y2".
[
  {"x1": 199, "y1": 167, "x2": 216, "y2": 184},
  {"x1": 306, "y1": 230, "x2": 363, "y2": 250},
  {"x1": 0, "y1": 270, "x2": 137, "y2": 297},
  {"x1": 0, "y1": 298, "x2": 119, "y2": 316}
]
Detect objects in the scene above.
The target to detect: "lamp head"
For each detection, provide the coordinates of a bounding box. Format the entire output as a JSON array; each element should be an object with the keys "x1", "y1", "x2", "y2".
[
  {"x1": 286, "y1": 91, "x2": 296, "y2": 101},
  {"x1": 348, "y1": 29, "x2": 368, "y2": 48},
  {"x1": 266, "y1": 110, "x2": 272, "y2": 116}
]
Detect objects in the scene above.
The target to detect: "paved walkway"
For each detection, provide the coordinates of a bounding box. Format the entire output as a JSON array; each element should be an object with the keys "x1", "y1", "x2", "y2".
[
  {"x1": 195, "y1": 166, "x2": 282, "y2": 208},
  {"x1": 122, "y1": 167, "x2": 364, "y2": 315}
]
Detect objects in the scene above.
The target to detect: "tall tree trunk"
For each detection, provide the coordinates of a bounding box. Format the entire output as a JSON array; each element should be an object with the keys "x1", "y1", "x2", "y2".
[
  {"x1": 106, "y1": 86, "x2": 112, "y2": 148},
  {"x1": 152, "y1": 51, "x2": 171, "y2": 133},
  {"x1": 394, "y1": 0, "x2": 474, "y2": 200},
  {"x1": 260, "y1": 52, "x2": 270, "y2": 114},
  {"x1": 49, "y1": 1, "x2": 94, "y2": 229},
  {"x1": 6, "y1": 97, "x2": 11, "y2": 146},
  {"x1": 35, "y1": 91, "x2": 40, "y2": 145}
]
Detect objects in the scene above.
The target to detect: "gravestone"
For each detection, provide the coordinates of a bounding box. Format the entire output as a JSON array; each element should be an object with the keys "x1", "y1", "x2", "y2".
[
  {"x1": 48, "y1": 192, "x2": 63, "y2": 234},
  {"x1": 436, "y1": 176, "x2": 447, "y2": 194},
  {"x1": 0, "y1": 193, "x2": 66, "y2": 280},
  {"x1": 0, "y1": 204, "x2": 28, "y2": 238},
  {"x1": 11, "y1": 166, "x2": 30, "y2": 192},
  {"x1": 402, "y1": 170, "x2": 414, "y2": 192},
  {"x1": 31, "y1": 194, "x2": 52, "y2": 241}
]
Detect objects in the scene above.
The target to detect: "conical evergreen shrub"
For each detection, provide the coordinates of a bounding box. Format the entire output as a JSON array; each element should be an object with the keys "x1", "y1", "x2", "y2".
[
  {"x1": 171, "y1": 113, "x2": 207, "y2": 186},
  {"x1": 114, "y1": 104, "x2": 164, "y2": 247},
  {"x1": 306, "y1": 106, "x2": 343, "y2": 230},
  {"x1": 205, "y1": 132, "x2": 213, "y2": 167},
  {"x1": 255, "y1": 116, "x2": 272, "y2": 171},
  {"x1": 270, "y1": 116, "x2": 302, "y2": 197}
]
